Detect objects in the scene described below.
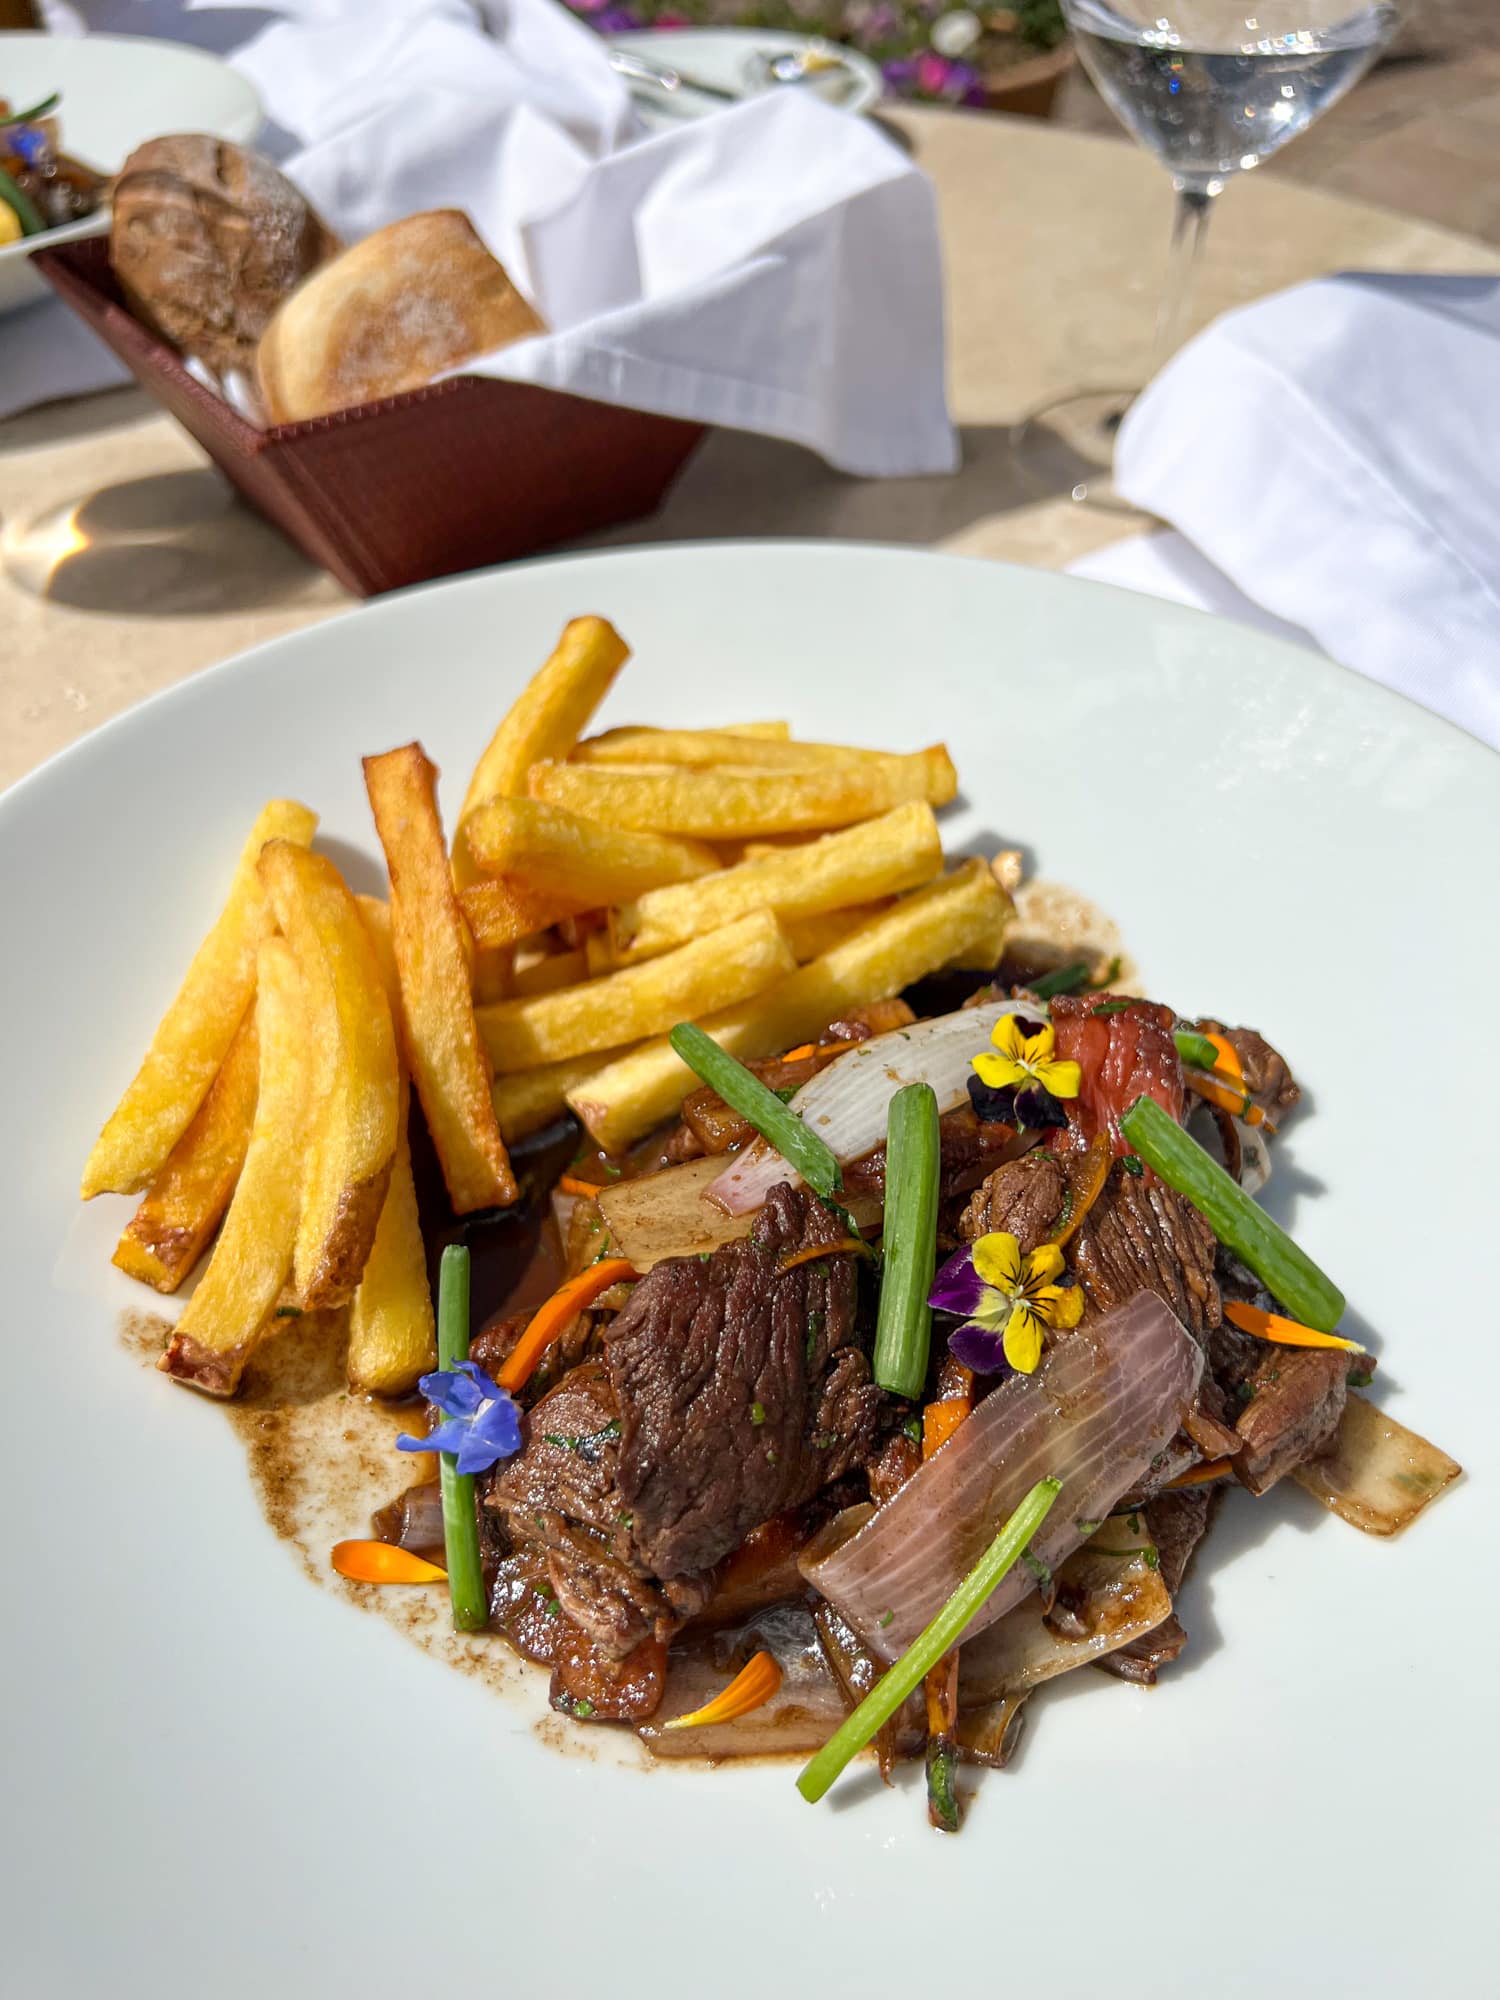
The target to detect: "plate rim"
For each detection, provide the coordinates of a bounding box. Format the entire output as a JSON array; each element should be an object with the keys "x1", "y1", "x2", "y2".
[{"x1": 2, "y1": 539, "x2": 1493, "y2": 835}]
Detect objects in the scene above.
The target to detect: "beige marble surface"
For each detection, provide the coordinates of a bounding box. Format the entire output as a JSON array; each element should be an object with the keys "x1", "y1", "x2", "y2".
[{"x1": 3, "y1": 106, "x2": 1497, "y2": 792}]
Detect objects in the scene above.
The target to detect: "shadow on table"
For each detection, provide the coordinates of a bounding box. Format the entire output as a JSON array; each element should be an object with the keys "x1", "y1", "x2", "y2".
[
  {"x1": 587, "y1": 417, "x2": 1127, "y2": 554},
  {"x1": 1, "y1": 467, "x2": 326, "y2": 616}
]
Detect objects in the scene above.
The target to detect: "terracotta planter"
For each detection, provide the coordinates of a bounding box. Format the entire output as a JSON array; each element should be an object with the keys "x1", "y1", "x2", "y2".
[{"x1": 976, "y1": 41, "x2": 1075, "y2": 120}]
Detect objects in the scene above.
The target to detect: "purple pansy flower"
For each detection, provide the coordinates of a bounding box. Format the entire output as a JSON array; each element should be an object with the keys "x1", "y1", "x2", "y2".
[
  {"x1": 929, "y1": 1231, "x2": 1084, "y2": 1376},
  {"x1": 396, "y1": 1360, "x2": 521, "y2": 1476}
]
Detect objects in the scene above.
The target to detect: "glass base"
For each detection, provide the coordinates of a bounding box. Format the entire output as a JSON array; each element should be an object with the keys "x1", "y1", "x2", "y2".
[{"x1": 1007, "y1": 387, "x2": 1141, "y2": 507}]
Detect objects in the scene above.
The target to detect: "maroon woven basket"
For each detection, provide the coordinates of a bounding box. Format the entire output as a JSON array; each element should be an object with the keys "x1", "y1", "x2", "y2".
[{"x1": 36, "y1": 237, "x2": 707, "y2": 598}]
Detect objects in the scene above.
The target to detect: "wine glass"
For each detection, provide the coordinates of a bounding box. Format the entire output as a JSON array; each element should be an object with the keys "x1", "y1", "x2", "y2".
[{"x1": 1026, "y1": 0, "x2": 1401, "y2": 493}]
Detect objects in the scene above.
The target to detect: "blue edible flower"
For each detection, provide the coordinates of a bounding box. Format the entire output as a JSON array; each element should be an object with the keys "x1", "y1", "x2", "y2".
[{"x1": 396, "y1": 1360, "x2": 521, "y2": 1476}]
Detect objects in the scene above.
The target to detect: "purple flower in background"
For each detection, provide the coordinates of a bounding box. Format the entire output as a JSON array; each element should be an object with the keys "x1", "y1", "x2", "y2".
[
  {"x1": 396, "y1": 1360, "x2": 521, "y2": 1476},
  {"x1": 595, "y1": 5, "x2": 642, "y2": 25},
  {"x1": 567, "y1": 0, "x2": 611, "y2": 13}
]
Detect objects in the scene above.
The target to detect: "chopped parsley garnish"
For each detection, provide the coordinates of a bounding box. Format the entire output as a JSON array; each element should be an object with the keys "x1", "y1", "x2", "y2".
[
  {"x1": 878, "y1": 1610, "x2": 895, "y2": 1628},
  {"x1": 1121, "y1": 1153, "x2": 1144, "y2": 1177},
  {"x1": 902, "y1": 1414, "x2": 923, "y2": 1446},
  {"x1": 1021, "y1": 1550, "x2": 1052, "y2": 1589},
  {"x1": 749, "y1": 1401, "x2": 766, "y2": 1426}
]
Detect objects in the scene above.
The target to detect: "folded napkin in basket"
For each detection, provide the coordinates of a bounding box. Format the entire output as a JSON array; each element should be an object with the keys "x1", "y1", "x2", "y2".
[
  {"x1": 23, "y1": 0, "x2": 957, "y2": 478},
  {"x1": 1108, "y1": 273, "x2": 1500, "y2": 750}
]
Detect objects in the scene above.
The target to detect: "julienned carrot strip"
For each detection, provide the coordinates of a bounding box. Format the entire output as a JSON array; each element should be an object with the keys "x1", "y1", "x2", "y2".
[
  {"x1": 661, "y1": 1649, "x2": 783, "y2": 1731},
  {"x1": 1205, "y1": 1033, "x2": 1243, "y2": 1083},
  {"x1": 780, "y1": 1043, "x2": 817, "y2": 1063},
  {"x1": 557, "y1": 1173, "x2": 606, "y2": 1198},
  {"x1": 777, "y1": 1238, "x2": 867, "y2": 1274},
  {"x1": 923, "y1": 1367, "x2": 975, "y2": 1830},
  {"x1": 497, "y1": 1257, "x2": 639, "y2": 1392},
  {"x1": 1183, "y1": 1069, "x2": 1277, "y2": 1134},
  {"x1": 1222, "y1": 1299, "x2": 1367, "y2": 1355},
  {"x1": 922, "y1": 1397, "x2": 970, "y2": 1457},
  {"x1": 1164, "y1": 1458, "x2": 1234, "y2": 1490}
]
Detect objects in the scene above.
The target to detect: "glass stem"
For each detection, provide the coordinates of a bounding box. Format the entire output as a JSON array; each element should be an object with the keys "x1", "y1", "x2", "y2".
[{"x1": 1149, "y1": 179, "x2": 1220, "y2": 381}]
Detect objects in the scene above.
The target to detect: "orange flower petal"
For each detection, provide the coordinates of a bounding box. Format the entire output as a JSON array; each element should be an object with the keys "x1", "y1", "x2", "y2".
[
  {"x1": 331, "y1": 1539, "x2": 448, "y2": 1585},
  {"x1": 1223, "y1": 1300, "x2": 1367, "y2": 1355},
  {"x1": 662, "y1": 1649, "x2": 783, "y2": 1731}
]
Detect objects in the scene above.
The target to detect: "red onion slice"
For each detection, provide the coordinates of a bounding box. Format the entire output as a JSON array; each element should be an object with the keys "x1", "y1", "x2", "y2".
[
  {"x1": 802, "y1": 1293, "x2": 1203, "y2": 1662},
  {"x1": 706, "y1": 998, "x2": 1037, "y2": 1216}
]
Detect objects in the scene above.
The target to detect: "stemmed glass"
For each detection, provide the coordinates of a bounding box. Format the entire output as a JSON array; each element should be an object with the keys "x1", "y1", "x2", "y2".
[{"x1": 1025, "y1": 0, "x2": 1401, "y2": 491}]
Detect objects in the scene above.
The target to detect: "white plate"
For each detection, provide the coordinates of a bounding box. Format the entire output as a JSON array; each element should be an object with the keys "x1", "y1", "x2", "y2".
[
  {"x1": 0, "y1": 31, "x2": 262, "y2": 315},
  {"x1": 606, "y1": 27, "x2": 883, "y2": 131},
  {"x1": 4, "y1": 544, "x2": 1495, "y2": 1996}
]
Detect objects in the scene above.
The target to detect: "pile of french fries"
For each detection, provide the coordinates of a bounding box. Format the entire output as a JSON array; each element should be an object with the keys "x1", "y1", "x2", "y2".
[{"x1": 82, "y1": 616, "x2": 1011, "y2": 1401}]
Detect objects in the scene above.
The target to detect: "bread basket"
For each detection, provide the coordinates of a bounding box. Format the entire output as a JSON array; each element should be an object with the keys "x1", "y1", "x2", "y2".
[{"x1": 35, "y1": 237, "x2": 707, "y2": 598}]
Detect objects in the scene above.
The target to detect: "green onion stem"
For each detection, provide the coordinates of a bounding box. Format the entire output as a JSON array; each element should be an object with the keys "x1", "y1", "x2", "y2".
[
  {"x1": 796, "y1": 1476, "x2": 1061, "y2": 1803},
  {"x1": 871, "y1": 1081, "x2": 939, "y2": 1398},
  {"x1": 1172, "y1": 1028, "x2": 1222, "y2": 1072},
  {"x1": 1027, "y1": 961, "x2": 1089, "y2": 1000},
  {"x1": 436, "y1": 1244, "x2": 487, "y2": 1632},
  {"x1": 3, "y1": 93, "x2": 61, "y2": 126},
  {"x1": 1120, "y1": 1095, "x2": 1344, "y2": 1331},
  {"x1": 669, "y1": 1021, "x2": 842, "y2": 1198},
  {"x1": 0, "y1": 165, "x2": 46, "y2": 237}
]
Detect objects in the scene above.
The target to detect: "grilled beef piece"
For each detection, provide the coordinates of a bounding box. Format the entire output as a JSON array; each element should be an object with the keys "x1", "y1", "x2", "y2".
[
  {"x1": 489, "y1": 1362, "x2": 715, "y2": 1660},
  {"x1": 1073, "y1": 1160, "x2": 1221, "y2": 1338},
  {"x1": 1192, "y1": 1019, "x2": 1300, "y2": 1116},
  {"x1": 1207, "y1": 1255, "x2": 1365, "y2": 1493},
  {"x1": 607, "y1": 1184, "x2": 883, "y2": 1577},
  {"x1": 958, "y1": 1152, "x2": 1068, "y2": 1250},
  {"x1": 844, "y1": 1106, "x2": 1018, "y2": 1204},
  {"x1": 1231, "y1": 1348, "x2": 1356, "y2": 1495}
]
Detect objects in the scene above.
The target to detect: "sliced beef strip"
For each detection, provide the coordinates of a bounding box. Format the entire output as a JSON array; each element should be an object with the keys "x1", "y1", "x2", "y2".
[
  {"x1": 606, "y1": 1183, "x2": 884, "y2": 1578},
  {"x1": 487, "y1": 1362, "x2": 713, "y2": 1663},
  {"x1": 1192, "y1": 1019, "x2": 1300, "y2": 1116},
  {"x1": 1208, "y1": 1250, "x2": 1367, "y2": 1494},
  {"x1": 1073, "y1": 1160, "x2": 1221, "y2": 1339},
  {"x1": 1232, "y1": 1348, "x2": 1356, "y2": 1495}
]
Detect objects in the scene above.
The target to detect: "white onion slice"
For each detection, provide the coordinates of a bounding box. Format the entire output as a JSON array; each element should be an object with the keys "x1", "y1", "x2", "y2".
[
  {"x1": 801, "y1": 1292, "x2": 1203, "y2": 1662},
  {"x1": 706, "y1": 998, "x2": 1040, "y2": 1216}
]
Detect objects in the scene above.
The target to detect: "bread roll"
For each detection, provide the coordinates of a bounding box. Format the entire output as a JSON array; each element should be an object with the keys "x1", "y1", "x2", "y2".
[
  {"x1": 111, "y1": 136, "x2": 339, "y2": 374},
  {"x1": 255, "y1": 210, "x2": 546, "y2": 425}
]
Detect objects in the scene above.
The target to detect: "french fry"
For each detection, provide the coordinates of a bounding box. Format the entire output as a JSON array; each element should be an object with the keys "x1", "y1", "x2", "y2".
[
  {"x1": 567, "y1": 860, "x2": 1008, "y2": 1152},
  {"x1": 478, "y1": 908, "x2": 797, "y2": 1073},
  {"x1": 112, "y1": 1008, "x2": 260, "y2": 1293},
  {"x1": 511, "y1": 946, "x2": 588, "y2": 997},
  {"x1": 365, "y1": 744, "x2": 518, "y2": 1214},
  {"x1": 527, "y1": 747, "x2": 957, "y2": 838},
  {"x1": 782, "y1": 903, "x2": 892, "y2": 962},
  {"x1": 461, "y1": 798, "x2": 719, "y2": 903},
  {"x1": 454, "y1": 616, "x2": 629, "y2": 886},
  {"x1": 572, "y1": 727, "x2": 896, "y2": 770},
  {"x1": 346, "y1": 1078, "x2": 436, "y2": 1396},
  {"x1": 612, "y1": 802, "x2": 944, "y2": 961},
  {"x1": 491, "y1": 1048, "x2": 637, "y2": 1142},
  {"x1": 260, "y1": 840, "x2": 400, "y2": 1307},
  {"x1": 158, "y1": 938, "x2": 307, "y2": 1396},
  {"x1": 81, "y1": 799, "x2": 317, "y2": 1197},
  {"x1": 459, "y1": 877, "x2": 594, "y2": 951},
  {"x1": 345, "y1": 893, "x2": 437, "y2": 1395}
]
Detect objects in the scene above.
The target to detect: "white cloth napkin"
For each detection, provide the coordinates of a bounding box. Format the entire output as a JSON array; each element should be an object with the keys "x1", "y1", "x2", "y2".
[
  {"x1": 1095, "y1": 273, "x2": 1500, "y2": 750},
  {"x1": 16, "y1": 0, "x2": 956, "y2": 477}
]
